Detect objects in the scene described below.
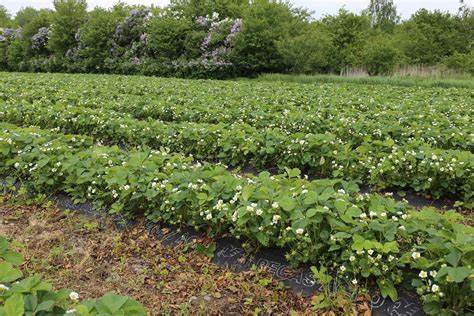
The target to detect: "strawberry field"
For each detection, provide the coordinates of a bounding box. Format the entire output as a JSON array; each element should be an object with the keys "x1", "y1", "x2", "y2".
[{"x1": 0, "y1": 72, "x2": 473, "y2": 314}]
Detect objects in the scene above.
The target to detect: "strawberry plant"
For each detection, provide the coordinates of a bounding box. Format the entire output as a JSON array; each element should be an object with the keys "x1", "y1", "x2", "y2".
[{"x1": 0, "y1": 124, "x2": 472, "y2": 314}]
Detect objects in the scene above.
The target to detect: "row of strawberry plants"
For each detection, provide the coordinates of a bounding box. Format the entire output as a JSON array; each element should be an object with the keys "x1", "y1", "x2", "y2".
[
  {"x1": 1, "y1": 102, "x2": 472, "y2": 205},
  {"x1": 0, "y1": 235, "x2": 146, "y2": 315},
  {"x1": 0, "y1": 73, "x2": 472, "y2": 151},
  {"x1": 0, "y1": 124, "x2": 472, "y2": 314}
]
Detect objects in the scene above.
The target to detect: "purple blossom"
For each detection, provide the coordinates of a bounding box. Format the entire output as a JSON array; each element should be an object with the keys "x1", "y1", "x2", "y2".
[
  {"x1": 195, "y1": 16, "x2": 208, "y2": 27},
  {"x1": 2, "y1": 28, "x2": 14, "y2": 37},
  {"x1": 74, "y1": 30, "x2": 81, "y2": 42},
  {"x1": 130, "y1": 57, "x2": 140, "y2": 65},
  {"x1": 225, "y1": 19, "x2": 242, "y2": 45},
  {"x1": 31, "y1": 27, "x2": 49, "y2": 50},
  {"x1": 200, "y1": 33, "x2": 212, "y2": 56}
]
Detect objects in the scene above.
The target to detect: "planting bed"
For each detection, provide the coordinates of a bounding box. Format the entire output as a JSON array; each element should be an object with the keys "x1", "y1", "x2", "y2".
[{"x1": 0, "y1": 72, "x2": 472, "y2": 315}]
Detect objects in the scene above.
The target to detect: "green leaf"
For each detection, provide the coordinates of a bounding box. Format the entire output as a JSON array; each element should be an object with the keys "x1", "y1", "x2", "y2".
[
  {"x1": 369, "y1": 222, "x2": 384, "y2": 232},
  {"x1": 377, "y1": 279, "x2": 398, "y2": 302},
  {"x1": 363, "y1": 240, "x2": 374, "y2": 250},
  {"x1": 35, "y1": 300, "x2": 55, "y2": 312},
  {"x1": 278, "y1": 197, "x2": 296, "y2": 212},
  {"x1": 4, "y1": 293, "x2": 25, "y2": 316},
  {"x1": 37, "y1": 157, "x2": 50, "y2": 168},
  {"x1": 448, "y1": 266, "x2": 470, "y2": 283},
  {"x1": 446, "y1": 251, "x2": 461, "y2": 267},
  {"x1": 334, "y1": 232, "x2": 352, "y2": 239},
  {"x1": 1, "y1": 251, "x2": 23, "y2": 266},
  {"x1": 303, "y1": 192, "x2": 318, "y2": 205},
  {"x1": 196, "y1": 243, "x2": 216, "y2": 259},
  {"x1": 346, "y1": 206, "x2": 362, "y2": 217},
  {"x1": 24, "y1": 295, "x2": 37, "y2": 312},
  {"x1": 306, "y1": 208, "x2": 318, "y2": 218},
  {"x1": 334, "y1": 200, "x2": 347, "y2": 213},
  {"x1": 0, "y1": 262, "x2": 22, "y2": 283},
  {"x1": 95, "y1": 293, "x2": 129, "y2": 314},
  {"x1": 241, "y1": 186, "x2": 254, "y2": 201},
  {"x1": 351, "y1": 234, "x2": 365, "y2": 251},
  {"x1": 255, "y1": 232, "x2": 270, "y2": 246},
  {"x1": 423, "y1": 302, "x2": 441, "y2": 315},
  {"x1": 285, "y1": 168, "x2": 301, "y2": 178},
  {"x1": 382, "y1": 241, "x2": 399, "y2": 253}
]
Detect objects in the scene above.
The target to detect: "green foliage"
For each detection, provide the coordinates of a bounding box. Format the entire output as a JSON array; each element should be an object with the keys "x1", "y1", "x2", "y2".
[
  {"x1": 13, "y1": 7, "x2": 41, "y2": 27},
  {"x1": 0, "y1": 122, "x2": 472, "y2": 313},
  {"x1": 276, "y1": 23, "x2": 334, "y2": 74},
  {"x1": 360, "y1": 35, "x2": 398, "y2": 75},
  {"x1": 230, "y1": 0, "x2": 309, "y2": 76},
  {"x1": 366, "y1": 0, "x2": 400, "y2": 32},
  {"x1": 0, "y1": 72, "x2": 472, "y2": 204},
  {"x1": 47, "y1": 0, "x2": 88, "y2": 56},
  {"x1": 147, "y1": 16, "x2": 193, "y2": 60},
  {"x1": 321, "y1": 9, "x2": 372, "y2": 72},
  {"x1": 257, "y1": 73, "x2": 474, "y2": 89},
  {"x1": 0, "y1": 5, "x2": 12, "y2": 27},
  {"x1": 0, "y1": 1, "x2": 472, "y2": 77},
  {"x1": 77, "y1": 5, "x2": 129, "y2": 72},
  {"x1": 443, "y1": 51, "x2": 474, "y2": 74},
  {"x1": 196, "y1": 242, "x2": 216, "y2": 258},
  {"x1": 397, "y1": 9, "x2": 472, "y2": 66}
]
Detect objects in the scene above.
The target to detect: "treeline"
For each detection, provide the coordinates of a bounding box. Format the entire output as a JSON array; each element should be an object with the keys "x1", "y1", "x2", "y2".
[{"x1": 0, "y1": 0, "x2": 472, "y2": 78}]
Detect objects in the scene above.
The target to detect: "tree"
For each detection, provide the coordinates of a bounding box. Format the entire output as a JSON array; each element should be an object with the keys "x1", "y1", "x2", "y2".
[
  {"x1": 14, "y1": 7, "x2": 41, "y2": 27},
  {"x1": 321, "y1": 9, "x2": 371, "y2": 72},
  {"x1": 230, "y1": 0, "x2": 309, "y2": 76},
  {"x1": 397, "y1": 9, "x2": 472, "y2": 65},
  {"x1": 276, "y1": 22, "x2": 334, "y2": 74},
  {"x1": 360, "y1": 35, "x2": 398, "y2": 75},
  {"x1": 169, "y1": 0, "x2": 249, "y2": 19},
  {"x1": 47, "y1": 0, "x2": 88, "y2": 56},
  {"x1": 366, "y1": 0, "x2": 399, "y2": 32},
  {"x1": 78, "y1": 5, "x2": 129, "y2": 72},
  {"x1": 0, "y1": 5, "x2": 12, "y2": 27},
  {"x1": 147, "y1": 17, "x2": 193, "y2": 60}
]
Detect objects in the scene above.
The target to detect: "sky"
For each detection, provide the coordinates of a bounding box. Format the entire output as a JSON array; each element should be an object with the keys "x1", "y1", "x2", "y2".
[{"x1": 1, "y1": 0, "x2": 472, "y2": 19}]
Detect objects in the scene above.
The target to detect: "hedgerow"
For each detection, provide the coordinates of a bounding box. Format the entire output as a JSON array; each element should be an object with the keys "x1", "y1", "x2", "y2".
[{"x1": 0, "y1": 124, "x2": 472, "y2": 314}]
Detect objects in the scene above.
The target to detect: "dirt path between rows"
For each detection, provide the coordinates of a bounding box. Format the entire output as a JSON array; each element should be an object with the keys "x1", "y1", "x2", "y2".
[{"x1": 0, "y1": 198, "x2": 344, "y2": 315}]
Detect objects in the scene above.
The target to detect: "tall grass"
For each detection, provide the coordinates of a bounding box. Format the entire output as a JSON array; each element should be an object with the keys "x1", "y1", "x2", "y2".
[{"x1": 256, "y1": 73, "x2": 474, "y2": 89}]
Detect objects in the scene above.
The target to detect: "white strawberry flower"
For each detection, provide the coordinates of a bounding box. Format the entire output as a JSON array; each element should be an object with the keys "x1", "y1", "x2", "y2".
[{"x1": 69, "y1": 291, "x2": 79, "y2": 300}]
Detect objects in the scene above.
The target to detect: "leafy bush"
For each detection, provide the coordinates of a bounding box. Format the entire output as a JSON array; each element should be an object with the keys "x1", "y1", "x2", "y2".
[{"x1": 360, "y1": 37, "x2": 398, "y2": 75}]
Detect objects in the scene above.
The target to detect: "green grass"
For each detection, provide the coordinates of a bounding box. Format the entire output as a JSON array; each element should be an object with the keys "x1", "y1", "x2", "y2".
[{"x1": 255, "y1": 73, "x2": 474, "y2": 89}]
